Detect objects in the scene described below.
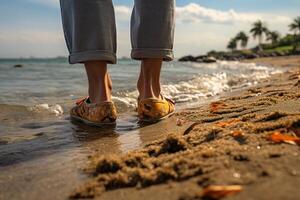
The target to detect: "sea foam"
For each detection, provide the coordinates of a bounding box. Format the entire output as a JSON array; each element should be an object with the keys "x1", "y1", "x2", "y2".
[{"x1": 112, "y1": 61, "x2": 283, "y2": 108}]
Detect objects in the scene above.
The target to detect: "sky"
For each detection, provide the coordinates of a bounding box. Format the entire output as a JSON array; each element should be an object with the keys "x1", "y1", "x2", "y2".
[{"x1": 0, "y1": 0, "x2": 299, "y2": 58}]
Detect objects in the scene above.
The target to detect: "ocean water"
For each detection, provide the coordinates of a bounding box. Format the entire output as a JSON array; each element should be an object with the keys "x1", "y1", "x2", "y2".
[
  {"x1": 0, "y1": 58, "x2": 283, "y2": 112},
  {"x1": 0, "y1": 58, "x2": 284, "y2": 165}
]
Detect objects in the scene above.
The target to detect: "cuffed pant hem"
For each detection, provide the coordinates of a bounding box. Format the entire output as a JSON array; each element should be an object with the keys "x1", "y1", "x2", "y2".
[
  {"x1": 131, "y1": 49, "x2": 174, "y2": 62},
  {"x1": 69, "y1": 50, "x2": 117, "y2": 64}
]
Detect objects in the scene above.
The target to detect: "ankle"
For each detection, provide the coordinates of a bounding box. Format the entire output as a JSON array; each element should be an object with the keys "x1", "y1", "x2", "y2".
[
  {"x1": 84, "y1": 62, "x2": 113, "y2": 103},
  {"x1": 138, "y1": 59, "x2": 162, "y2": 100},
  {"x1": 139, "y1": 83, "x2": 161, "y2": 100}
]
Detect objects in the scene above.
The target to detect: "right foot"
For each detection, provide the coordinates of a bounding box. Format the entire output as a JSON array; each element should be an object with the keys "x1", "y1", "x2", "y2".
[
  {"x1": 70, "y1": 97, "x2": 117, "y2": 126},
  {"x1": 137, "y1": 95, "x2": 175, "y2": 123}
]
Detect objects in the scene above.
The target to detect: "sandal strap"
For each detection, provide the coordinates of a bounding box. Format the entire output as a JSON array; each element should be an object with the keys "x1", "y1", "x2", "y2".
[
  {"x1": 163, "y1": 96, "x2": 175, "y2": 105},
  {"x1": 76, "y1": 96, "x2": 89, "y2": 106},
  {"x1": 137, "y1": 95, "x2": 175, "y2": 105}
]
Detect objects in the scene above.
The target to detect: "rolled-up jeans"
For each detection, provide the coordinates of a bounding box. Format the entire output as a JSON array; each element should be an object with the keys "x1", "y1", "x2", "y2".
[{"x1": 59, "y1": 0, "x2": 175, "y2": 64}]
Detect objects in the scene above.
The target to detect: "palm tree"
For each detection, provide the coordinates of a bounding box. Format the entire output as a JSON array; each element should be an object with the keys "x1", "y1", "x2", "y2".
[
  {"x1": 227, "y1": 38, "x2": 237, "y2": 52},
  {"x1": 289, "y1": 17, "x2": 300, "y2": 50},
  {"x1": 266, "y1": 31, "x2": 280, "y2": 45},
  {"x1": 250, "y1": 20, "x2": 269, "y2": 50},
  {"x1": 235, "y1": 31, "x2": 249, "y2": 49},
  {"x1": 289, "y1": 17, "x2": 300, "y2": 35}
]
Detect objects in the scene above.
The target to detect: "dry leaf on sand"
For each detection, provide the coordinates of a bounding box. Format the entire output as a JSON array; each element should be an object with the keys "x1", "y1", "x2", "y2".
[
  {"x1": 215, "y1": 119, "x2": 240, "y2": 128},
  {"x1": 202, "y1": 185, "x2": 242, "y2": 199},
  {"x1": 268, "y1": 132, "x2": 300, "y2": 145},
  {"x1": 210, "y1": 102, "x2": 227, "y2": 112},
  {"x1": 231, "y1": 130, "x2": 245, "y2": 137}
]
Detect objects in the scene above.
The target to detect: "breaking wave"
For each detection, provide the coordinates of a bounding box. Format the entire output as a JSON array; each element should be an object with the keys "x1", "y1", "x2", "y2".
[{"x1": 112, "y1": 61, "x2": 283, "y2": 108}]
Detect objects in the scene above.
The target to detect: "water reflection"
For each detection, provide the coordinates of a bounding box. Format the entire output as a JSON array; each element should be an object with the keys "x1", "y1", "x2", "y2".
[
  {"x1": 70, "y1": 114, "x2": 145, "y2": 154},
  {"x1": 1, "y1": 112, "x2": 183, "y2": 167},
  {"x1": 70, "y1": 114, "x2": 184, "y2": 154}
]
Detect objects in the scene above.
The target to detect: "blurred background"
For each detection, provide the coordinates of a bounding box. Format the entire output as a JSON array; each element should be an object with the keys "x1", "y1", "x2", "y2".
[{"x1": 0, "y1": 0, "x2": 299, "y2": 58}]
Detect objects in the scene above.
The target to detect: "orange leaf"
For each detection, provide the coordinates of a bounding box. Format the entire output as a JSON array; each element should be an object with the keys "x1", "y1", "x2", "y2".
[
  {"x1": 268, "y1": 132, "x2": 300, "y2": 145},
  {"x1": 210, "y1": 102, "x2": 227, "y2": 112},
  {"x1": 216, "y1": 119, "x2": 240, "y2": 128},
  {"x1": 231, "y1": 130, "x2": 245, "y2": 137},
  {"x1": 202, "y1": 185, "x2": 242, "y2": 199}
]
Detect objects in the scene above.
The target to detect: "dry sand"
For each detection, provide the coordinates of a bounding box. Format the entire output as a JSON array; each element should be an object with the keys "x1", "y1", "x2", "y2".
[{"x1": 70, "y1": 56, "x2": 300, "y2": 200}]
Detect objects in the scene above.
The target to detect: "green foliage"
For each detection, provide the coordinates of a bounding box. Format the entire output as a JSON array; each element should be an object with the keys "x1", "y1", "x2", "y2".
[
  {"x1": 235, "y1": 31, "x2": 249, "y2": 49},
  {"x1": 263, "y1": 45, "x2": 293, "y2": 54},
  {"x1": 266, "y1": 31, "x2": 280, "y2": 45},
  {"x1": 220, "y1": 16, "x2": 300, "y2": 56},
  {"x1": 207, "y1": 50, "x2": 227, "y2": 56},
  {"x1": 250, "y1": 20, "x2": 269, "y2": 46},
  {"x1": 278, "y1": 34, "x2": 295, "y2": 46},
  {"x1": 289, "y1": 17, "x2": 300, "y2": 34},
  {"x1": 227, "y1": 38, "x2": 238, "y2": 51}
]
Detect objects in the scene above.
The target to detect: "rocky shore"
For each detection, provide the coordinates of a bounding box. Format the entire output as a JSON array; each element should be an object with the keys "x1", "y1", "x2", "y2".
[{"x1": 178, "y1": 51, "x2": 300, "y2": 63}]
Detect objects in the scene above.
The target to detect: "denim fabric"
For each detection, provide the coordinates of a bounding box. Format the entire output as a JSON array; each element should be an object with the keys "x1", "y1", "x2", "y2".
[{"x1": 60, "y1": 0, "x2": 175, "y2": 64}]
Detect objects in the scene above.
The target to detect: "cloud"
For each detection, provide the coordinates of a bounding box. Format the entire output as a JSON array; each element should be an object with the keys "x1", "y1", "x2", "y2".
[
  {"x1": 25, "y1": 1, "x2": 292, "y2": 25},
  {"x1": 115, "y1": 5, "x2": 131, "y2": 19},
  {"x1": 176, "y1": 3, "x2": 291, "y2": 24},
  {"x1": 1, "y1": 2, "x2": 294, "y2": 58},
  {"x1": 113, "y1": 3, "x2": 292, "y2": 25}
]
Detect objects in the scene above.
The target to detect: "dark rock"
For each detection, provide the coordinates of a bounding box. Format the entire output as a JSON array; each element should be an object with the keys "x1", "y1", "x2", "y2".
[
  {"x1": 195, "y1": 58, "x2": 203, "y2": 63},
  {"x1": 202, "y1": 56, "x2": 217, "y2": 63},
  {"x1": 244, "y1": 53, "x2": 259, "y2": 59},
  {"x1": 195, "y1": 55, "x2": 207, "y2": 63},
  {"x1": 178, "y1": 55, "x2": 196, "y2": 62},
  {"x1": 274, "y1": 51, "x2": 285, "y2": 56},
  {"x1": 195, "y1": 55, "x2": 207, "y2": 60},
  {"x1": 14, "y1": 64, "x2": 23, "y2": 68}
]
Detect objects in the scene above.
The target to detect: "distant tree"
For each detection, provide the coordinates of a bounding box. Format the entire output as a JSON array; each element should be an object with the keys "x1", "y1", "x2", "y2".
[
  {"x1": 266, "y1": 31, "x2": 280, "y2": 45},
  {"x1": 278, "y1": 34, "x2": 295, "y2": 46},
  {"x1": 235, "y1": 31, "x2": 249, "y2": 49},
  {"x1": 289, "y1": 16, "x2": 300, "y2": 35},
  {"x1": 289, "y1": 17, "x2": 300, "y2": 51},
  {"x1": 250, "y1": 20, "x2": 269, "y2": 50},
  {"x1": 227, "y1": 38, "x2": 238, "y2": 52}
]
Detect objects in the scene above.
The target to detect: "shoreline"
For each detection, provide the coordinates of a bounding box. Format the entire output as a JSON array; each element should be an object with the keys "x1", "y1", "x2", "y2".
[
  {"x1": 0, "y1": 56, "x2": 299, "y2": 200},
  {"x1": 71, "y1": 56, "x2": 300, "y2": 200}
]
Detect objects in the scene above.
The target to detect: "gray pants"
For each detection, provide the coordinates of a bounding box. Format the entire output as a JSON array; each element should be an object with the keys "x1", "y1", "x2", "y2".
[{"x1": 59, "y1": 0, "x2": 175, "y2": 64}]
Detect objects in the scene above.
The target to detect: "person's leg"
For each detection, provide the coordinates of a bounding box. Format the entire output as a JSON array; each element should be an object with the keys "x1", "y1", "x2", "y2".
[
  {"x1": 60, "y1": 0, "x2": 116, "y2": 103},
  {"x1": 60, "y1": 0, "x2": 118, "y2": 124},
  {"x1": 132, "y1": 0, "x2": 175, "y2": 121},
  {"x1": 131, "y1": 0, "x2": 175, "y2": 100},
  {"x1": 85, "y1": 61, "x2": 112, "y2": 103},
  {"x1": 137, "y1": 59, "x2": 163, "y2": 100}
]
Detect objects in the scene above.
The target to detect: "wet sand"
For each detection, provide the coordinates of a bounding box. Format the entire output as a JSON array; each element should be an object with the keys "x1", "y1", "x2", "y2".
[
  {"x1": 71, "y1": 56, "x2": 300, "y2": 200},
  {"x1": 0, "y1": 114, "x2": 190, "y2": 200},
  {"x1": 1, "y1": 56, "x2": 300, "y2": 200}
]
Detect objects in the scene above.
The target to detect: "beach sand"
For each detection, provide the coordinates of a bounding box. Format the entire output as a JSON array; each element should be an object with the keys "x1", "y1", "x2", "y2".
[
  {"x1": 70, "y1": 56, "x2": 300, "y2": 200},
  {"x1": 0, "y1": 56, "x2": 299, "y2": 200}
]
